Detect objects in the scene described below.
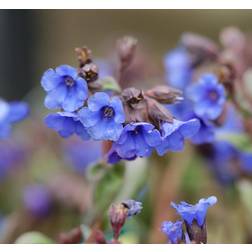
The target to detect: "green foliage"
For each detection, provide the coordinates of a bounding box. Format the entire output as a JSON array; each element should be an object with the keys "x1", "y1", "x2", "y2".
[
  {"x1": 101, "y1": 77, "x2": 122, "y2": 92},
  {"x1": 94, "y1": 162, "x2": 125, "y2": 213},
  {"x1": 217, "y1": 133, "x2": 252, "y2": 152},
  {"x1": 15, "y1": 231, "x2": 54, "y2": 244}
]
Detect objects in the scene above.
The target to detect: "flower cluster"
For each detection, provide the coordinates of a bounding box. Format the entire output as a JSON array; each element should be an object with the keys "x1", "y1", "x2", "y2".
[
  {"x1": 41, "y1": 41, "x2": 201, "y2": 163},
  {"x1": 0, "y1": 99, "x2": 29, "y2": 139},
  {"x1": 161, "y1": 196, "x2": 217, "y2": 244}
]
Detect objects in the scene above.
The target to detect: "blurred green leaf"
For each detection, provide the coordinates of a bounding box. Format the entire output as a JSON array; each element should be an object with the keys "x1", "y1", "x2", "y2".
[
  {"x1": 217, "y1": 133, "x2": 252, "y2": 152},
  {"x1": 94, "y1": 162, "x2": 125, "y2": 213},
  {"x1": 86, "y1": 162, "x2": 106, "y2": 182},
  {"x1": 15, "y1": 231, "x2": 54, "y2": 244},
  {"x1": 238, "y1": 180, "x2": 252, "y2": 216},
  {"x1": 101, "y1": 77, "x2": 121, "y2": 92}
]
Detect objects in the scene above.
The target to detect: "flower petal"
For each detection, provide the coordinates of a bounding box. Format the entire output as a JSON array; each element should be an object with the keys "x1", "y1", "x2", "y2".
[{"x1": 41, "y1": 68, "x2": 61, "y2": 91}]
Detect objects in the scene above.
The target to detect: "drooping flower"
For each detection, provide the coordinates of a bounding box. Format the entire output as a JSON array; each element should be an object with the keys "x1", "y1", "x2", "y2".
[
  {"x1": 0, "y1": 99, "x2": 29, "y2": 139},
  {"x1": 122, "y1": 199, "x2": 143, "y2": 217},
  {"x1": 171, "y1": 196, "x2": 217, "y2": 227},
  {"x1": 79, "y1": 92, "x2": 125, "y2": 141},
  {"x1": 187, "y1": 74, "x2": 226, "y2": 120},
  {"x1": 45, "y1": 112, "x2": 90, "y2": 140},
  {"x1": 109, "y1": 122, "x2": 161, "y2": 161},
  {"x1": 156, "y1": 118, "x2": 200, "y2": 155},
  {"x1": 23, "y1": 184, "x2": 52, "y2": 218},
  {"x1": 63, "y1": 139, "x2": 102, "y2": 174},
  {"x1": 164, "y1": 48, "x2": 192, "y2": 90},
  {"x1": 190, "y1": 117, "x2": 215, "y2": 144},
  {"x1": 41, "y1": 65, "x2": 88, "y2": 112},
  {"x1": 161, "y1": 220, "x2": 183, "y2": 244}
]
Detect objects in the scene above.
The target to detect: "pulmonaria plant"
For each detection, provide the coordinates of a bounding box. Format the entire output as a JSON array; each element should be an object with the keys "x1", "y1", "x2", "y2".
[
  {"x1": 41, "y1": 37, "x2": 201, "y2": 163},
  {"x1": 161, "y1": 196, "x2": 217, "y2": 244}
]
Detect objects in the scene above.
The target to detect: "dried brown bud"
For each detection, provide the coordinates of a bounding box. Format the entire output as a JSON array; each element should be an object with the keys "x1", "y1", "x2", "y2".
[
  {"x1": 146, "y1": 97, "x2": 173, "y2": 129},
  {"x1": 185, "y1": 220, "x2": 207, "y2": 244},
  {"x1": 117, "y1": 36, "x2": 138, "y2": 69},
  {"x1": 109, "y1": 203, "x2": 128, "y2": 240},
  {"x1": 75, "y1": 47, "x2": 92, "y2": 67},
  {"x1": 145, "y1": 85, "x2": 183, "y2": 104},
  {"x1": 121, "y1": 87, "x2": 149, "y2": 123},
  {"x1": 79, "y1": 63, "x2": 99, "y2": 83},
  {"x1": 181, "y1": 32, "x2": 219, "y2": 66},
  {"x1": 220, "y1": 27, "x2": 245, "y2": 52},
  {"x1": 121, "y1": 87, "x2": 144, "y2": 109},
  {"x1": 58, "y1": 227, "x2": 82, "y2": 244}
]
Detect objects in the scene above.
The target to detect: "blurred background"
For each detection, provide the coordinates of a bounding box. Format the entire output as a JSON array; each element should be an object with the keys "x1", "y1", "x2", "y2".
[
  {"x1": 2, "y1": 10, "x2": 252, "y2": 99},
  {"x1": 1, "y1": 10, "x2": 252, "y2": 244}
]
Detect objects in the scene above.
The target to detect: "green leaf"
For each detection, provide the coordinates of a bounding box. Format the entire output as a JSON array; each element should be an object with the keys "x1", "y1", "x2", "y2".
[
  {"x1": 94, "y1": 162, "x2": 125, "y2": 213},
  {"x1": 100, "y1": 77, "x2": 121, "y2": 92},
  {"x1": 15, "y1": 232, "x2": 54, "y2": 244},
  {"x1": 217, "y1": 133, "x2": 252, "y2": 152},
  {"x1": 86, "y1": 161, "x2": 106, "y2": 182}
]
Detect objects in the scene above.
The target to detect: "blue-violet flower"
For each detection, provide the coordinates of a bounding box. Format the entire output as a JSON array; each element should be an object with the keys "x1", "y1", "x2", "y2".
[
  {"x1": 187, "y1": 74, "x2": 226, "y2": 120},
  {"x1": 156, "y1": 119, "x2": 200, "y2": 155},
  {"x1": 41, "y1": 65, "x2": 88, "y2": 112},
  {"x1": 79, "y1": 92, "x2": 125, "y2": 141},
  {"x1": 45, "y1": 112, "x2": 90, "y2": 140},
  {"x1": 0, "y1": 99, "x2": 29, "y2": 139},
  {"x1": 171, "y1": 196, "x2": 217, "y2": 227},
  {"x1": 161, "y1": 220, "x2": 183, "y2": 244}
]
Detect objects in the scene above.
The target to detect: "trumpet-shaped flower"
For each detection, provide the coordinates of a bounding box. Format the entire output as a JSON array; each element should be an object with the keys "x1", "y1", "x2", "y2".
[
  {"x1": 45, "y1": 112, "x2": 89, "y2": 140},
  {"x1": 171, "y1": 196, "x2": 217, "y2": 227},
  {"x1": 156, "y1": 118, "x2": 200, "y2": 155},
  {"x1": 41, "y1": 65, "x2": 88, "y2": 112},
  {"x1": 79, "y1": 92, "x2": 125, "y2": 141}
]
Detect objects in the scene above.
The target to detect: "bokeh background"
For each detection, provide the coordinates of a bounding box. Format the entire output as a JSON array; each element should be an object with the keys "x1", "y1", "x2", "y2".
[{"x1": 1, "y1": 10, "x2": 252, "y2": 244}]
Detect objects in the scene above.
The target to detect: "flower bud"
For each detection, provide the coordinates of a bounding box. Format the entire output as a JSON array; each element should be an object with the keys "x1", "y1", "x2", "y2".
[
  {"x1": 80, "y1": 63, "x2": 99, "y2": 83},
  {"x1": 122, "y1": 199, "x2": 143, "y2": 217},
  {"x1": 117, "y1": 36, "x2": 138, "y2": 68},
  {"x1": 75, "y1": 47, "x2": 92, "y2": 67},
  {"x1": 145, "y1": 85, "x2": 183, "y2": 104},
  {"x1": 146, "y1": 97, "x2": 173, "y2": 129},
  {"x1": 108, "y1": 203, "x2": 128, "y2": 240},
  {"x1": 185, "y1": 220, "x2": 207, "y2": 244}
]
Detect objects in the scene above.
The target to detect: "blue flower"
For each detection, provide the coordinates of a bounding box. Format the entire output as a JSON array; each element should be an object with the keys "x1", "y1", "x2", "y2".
[
  {"x1": 79, "y1": 92, "x2": 125, "y2": 141},
  {"x1": 45, "y1": 112, "x2": 90, "y2": 140},
  {"x1": 171, "y1": 196, "x2": 217, "y2": 227},
  {"x1": 161, "y1": 220, "x2": 183, "y2": 244},
  {"x1": 23, "y1": 184, "x2": 52, "y2": 217},
  {"x1": 122, "y1": 199, "x2": 143, "y2": 217},
  {"x1": 0, "y1": 99, "x2": 29, "y2": 139},
  {"x1": 156, "y1": 119, "x2": 200, "y2": 156},
  {"x1": 190, "y1": 117, "x2": 215, "y2": 144},
  {"x1": 109, "y1": 122, "x2": 161, "y2": 161},
  {"x1": 64, "y1": 139, "x2": 102, "y2": 174},
  {"x1": 187, "y1": 74, "x2": 226, "y2": 120},
  {"x1": 164, "y1": 48, "x2": 192, "y2": 90},
  {"x1": 41, "y1": 65, "x2": 88, "y2": 112}
]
